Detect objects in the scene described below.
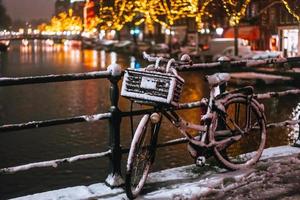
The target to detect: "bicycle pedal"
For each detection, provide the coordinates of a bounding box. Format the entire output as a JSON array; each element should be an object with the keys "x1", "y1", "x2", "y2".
[{"x1": 195, "y1": 156, "x2": 206, "y2": 167}]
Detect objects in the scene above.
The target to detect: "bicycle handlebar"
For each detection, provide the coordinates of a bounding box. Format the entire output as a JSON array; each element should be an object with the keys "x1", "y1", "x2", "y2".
[{"x1": 143, "y1": 52, "x2": 192, "y2": 67}]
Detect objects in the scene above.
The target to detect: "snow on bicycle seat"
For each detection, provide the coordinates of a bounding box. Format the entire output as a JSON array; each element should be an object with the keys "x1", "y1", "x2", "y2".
[{"x1": 206, "y1": 73, "x2": 230, "y2": 87}]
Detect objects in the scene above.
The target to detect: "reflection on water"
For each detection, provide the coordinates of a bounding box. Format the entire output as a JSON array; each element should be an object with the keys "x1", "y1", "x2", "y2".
[
  {"x1": 0, "y1": 41, "x2": 300, "y2": 199},
  {"x1": 15, "y1": 41, "x2": 123, "y2": 72}
]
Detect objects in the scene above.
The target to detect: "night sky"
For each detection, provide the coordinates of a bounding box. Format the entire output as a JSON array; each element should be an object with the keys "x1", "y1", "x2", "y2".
[{"x1": 3, "y1": 0, "x2": 56, "y2": 21}]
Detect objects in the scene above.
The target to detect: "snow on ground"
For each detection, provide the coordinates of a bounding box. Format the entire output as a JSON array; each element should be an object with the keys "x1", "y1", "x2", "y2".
[
  {"x1": 12, "y1": 146, "x2": 300, "y2": 200},
  {"x1": 260, "y1": 145, "x2": 300, "y2": 160}
]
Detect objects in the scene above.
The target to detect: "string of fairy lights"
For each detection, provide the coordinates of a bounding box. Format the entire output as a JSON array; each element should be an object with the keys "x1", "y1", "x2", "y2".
[
  {"x1": 222, "y1": 0, "x2": 251, "y2": 26},
  {"x1": 38, "y1": 0, "x2": 300, "y2": 34},
  {"x1": 281, "y1": 0, "x2": 300, "y2": 22}
]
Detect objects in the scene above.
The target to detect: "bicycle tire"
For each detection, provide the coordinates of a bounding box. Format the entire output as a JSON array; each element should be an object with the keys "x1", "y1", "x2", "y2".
[
  {"x1": 212, "y1": 94, "x2": 266, "y2": 170},
  {"x1": 125, "y1": 114, "x2": 160, "y2": 199}
]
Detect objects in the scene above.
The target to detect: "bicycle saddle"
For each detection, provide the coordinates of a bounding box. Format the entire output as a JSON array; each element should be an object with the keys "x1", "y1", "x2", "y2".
[{"x1": 206, "y1": 73, "x2": 230, "y2": 87}]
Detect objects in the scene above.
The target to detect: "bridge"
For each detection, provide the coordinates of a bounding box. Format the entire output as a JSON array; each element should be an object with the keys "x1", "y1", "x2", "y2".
[{"x1": 0, "y1": 31, "x2": 82, "y2": 41}]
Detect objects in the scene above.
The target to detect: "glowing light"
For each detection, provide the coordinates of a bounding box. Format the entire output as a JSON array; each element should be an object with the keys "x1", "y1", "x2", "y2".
[
  {"x1": 111, "y1": 30, "x2": 116, "y2": 35},
  {"x1": 165, "y1": 29, "x2": 171, "y2": 35},
  {"x1": 281, "y1": 0, "x2": 300, "y2": 22},
  {"x1": 45, "y1": 39, "x2": 54, "y2": 46},
  {"x1": 38, "y1": 9, "x2": 83, "y2": 33},
  {"x1": 100, "y1": 50, "x2": 106, "y2": 69},
  {"x1": 22, "y1": 39, "x2": 29, "y2": 46},
  {"x1": 99, "y1": 30, "x2": 105, "y2": 40},
  {"x1": 216, "y1": 27, "x2": 224, "y2": 35},
  {"x1": 19, "y1": 29, "x2": 24, "y2": 34},
  {"x1": 71, "y1": 0, "x2": 85, "y2": 3},
  {"x1": 33, "y1": 29, "x2": 40, "y2": 35},
  {"x1": 222, "y1": 0, "x2": 251, "y2": 26},
  {"x1": 134, "y1": 29, "x2": 140, "y2": 34}
]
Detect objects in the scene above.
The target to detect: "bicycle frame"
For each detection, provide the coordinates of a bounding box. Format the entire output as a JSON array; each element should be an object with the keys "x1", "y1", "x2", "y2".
[
  {"x1": 150, "y1": 84, "x2": 257, "y2": 152},
  {"x1": 153, "y1": 85, "x2": 222, "y2": 148}
]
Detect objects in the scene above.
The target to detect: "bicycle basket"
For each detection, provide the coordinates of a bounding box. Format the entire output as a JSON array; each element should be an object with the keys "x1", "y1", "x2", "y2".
[{"x1": 121, "y1": 68, "x2": 185, "y2": 106}]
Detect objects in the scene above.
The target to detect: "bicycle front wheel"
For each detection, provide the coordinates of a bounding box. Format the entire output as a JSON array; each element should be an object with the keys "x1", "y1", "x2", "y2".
[
  {"x1": 125, "y1": 114, "x2": 160, "y2": 199},
  {"x1": 213, "y1": 95, "x2": 266, "y2": 170}
]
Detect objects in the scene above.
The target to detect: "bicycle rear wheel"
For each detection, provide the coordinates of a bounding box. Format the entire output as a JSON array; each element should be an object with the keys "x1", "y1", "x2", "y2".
[
  {"x1": 125, "y1": 114, "x2": 160, "y2": 199},
  {"x1": 213, "y1": 95, "x2": 266, "y2": 170}
]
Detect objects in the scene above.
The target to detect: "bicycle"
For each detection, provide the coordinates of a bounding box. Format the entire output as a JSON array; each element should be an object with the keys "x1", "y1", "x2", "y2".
[{"x1": 121, "y1": 53, "x2": 266, "y2": 199}]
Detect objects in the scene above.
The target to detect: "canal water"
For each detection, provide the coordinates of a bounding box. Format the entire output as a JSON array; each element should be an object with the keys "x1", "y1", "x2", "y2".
[{"x1": 0, "y1": 41, "x2": 299, "y2": 199}]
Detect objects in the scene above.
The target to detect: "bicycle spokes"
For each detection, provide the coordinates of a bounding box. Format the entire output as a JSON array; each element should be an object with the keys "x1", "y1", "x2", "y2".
[{"x1": 213, "y1": 96, "x2": 266, "y2": 169}]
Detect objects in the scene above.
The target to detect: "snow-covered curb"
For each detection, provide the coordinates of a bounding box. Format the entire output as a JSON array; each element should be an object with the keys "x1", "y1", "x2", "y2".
[{"x1": 12, "y1": 146, "x2": 300, "y2": 200}]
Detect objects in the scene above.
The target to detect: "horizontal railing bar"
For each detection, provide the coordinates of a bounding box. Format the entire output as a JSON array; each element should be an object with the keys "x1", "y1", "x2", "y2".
[
  {"x1": 0, "y1": 71, "x2": 111, "y2": 87},
  {"x1": 175, "y1": 57, "x2": 300, "y2": 71},
  {"x1": 121, "y1": 100, "x2": 208, "y2": 117},
  {"x1": 178, "y1": 62, "x2": 222, "y2": 70},
  {"x1": 245, "y1": 57, "x2": 288, "y2": 67},
  {"x1": 1, "y1": 86, "x2": 299, "y2": 133},
  {"x1": 0, "y1": 150, "x2": 111, "y2": 174},
  {"x1": 266, "y1": 119, "x2": 300, "y2": 128},
  {"x1": 0, "y1": 113, "x2": 111, "y2": 132},
  {"x1": 255, "y1": 89, "x2": 300, "y2": 99},
  {"x1": 0, "y1": 100, "x2": 207, "y2": 133},
  {"x1": 2, "y1": 118, "x2": 300, "y2": 174},
  {"x1": 144, "y1": 52, "x2": 300, "y2": 71},
  {"x1": 177, "y1": 100, "x2": 208, "y2": 109},
  {"x1": 2, "y1": 57, "x2": 300, "y2": 87}
]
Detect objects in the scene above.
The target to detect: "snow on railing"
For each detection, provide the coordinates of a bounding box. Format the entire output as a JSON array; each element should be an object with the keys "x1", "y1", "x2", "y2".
[
  {"x1": 266, "y1": 119, "x2": 300, "y2": 128},
  {"x1": 143, "y1": 51, "x2": 300, "y2": 71},
  {"x1": 0, "y1": 113, "x2": 112, "y2": 132},
  {"x1": 255, "y1": 89, "x2": 300, "y2": 99},
  {"x1": 0, "y1": 150, "x2": 111, "y2": 174},
  {"x1": 0, "y1": 71, "x2": 112, "y2": 86}
]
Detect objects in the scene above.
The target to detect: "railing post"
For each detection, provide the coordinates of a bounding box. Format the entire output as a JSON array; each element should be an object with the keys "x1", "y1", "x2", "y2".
[
  {"x1": 105, "y1": 63, "x2": 124, "y2": 187},
  {"x1": 294, "y1": 115, "x2": 300, "y2": 147}
]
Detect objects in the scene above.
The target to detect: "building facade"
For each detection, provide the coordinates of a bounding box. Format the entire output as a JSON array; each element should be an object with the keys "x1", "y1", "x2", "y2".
[{"x1": 55, "y1": 0, "x2": 70, "y2": 15}]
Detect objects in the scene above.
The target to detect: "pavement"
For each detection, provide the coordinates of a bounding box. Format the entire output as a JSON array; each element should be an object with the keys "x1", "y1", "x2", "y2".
[
  {"x1": 202, "y1": 152, "x2": 300, "y2": 200},
  {"x1": 12, "y1": 146, "x2": 300, "y2": 200}
]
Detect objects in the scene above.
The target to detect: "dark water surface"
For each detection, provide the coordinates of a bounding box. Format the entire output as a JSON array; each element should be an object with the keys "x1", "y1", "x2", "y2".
[{"x1": 0, "y1": 41, "x2": 299, "y2": 199}]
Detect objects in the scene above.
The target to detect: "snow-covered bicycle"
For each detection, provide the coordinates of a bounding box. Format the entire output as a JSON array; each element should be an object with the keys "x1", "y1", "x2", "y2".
[{"x1": 121, "y1": 53, "x2": 266, "y2": 199}]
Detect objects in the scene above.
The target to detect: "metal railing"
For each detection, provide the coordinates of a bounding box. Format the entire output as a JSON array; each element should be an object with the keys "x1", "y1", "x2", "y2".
[{"x1": 1, "y1": 57, "x2": 300, "y2": 188}]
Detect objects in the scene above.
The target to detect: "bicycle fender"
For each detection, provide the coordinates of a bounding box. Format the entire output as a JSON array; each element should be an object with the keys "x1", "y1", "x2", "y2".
[{"x1": 215, "y1": 86, "x2": 254, "y2": 100}]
